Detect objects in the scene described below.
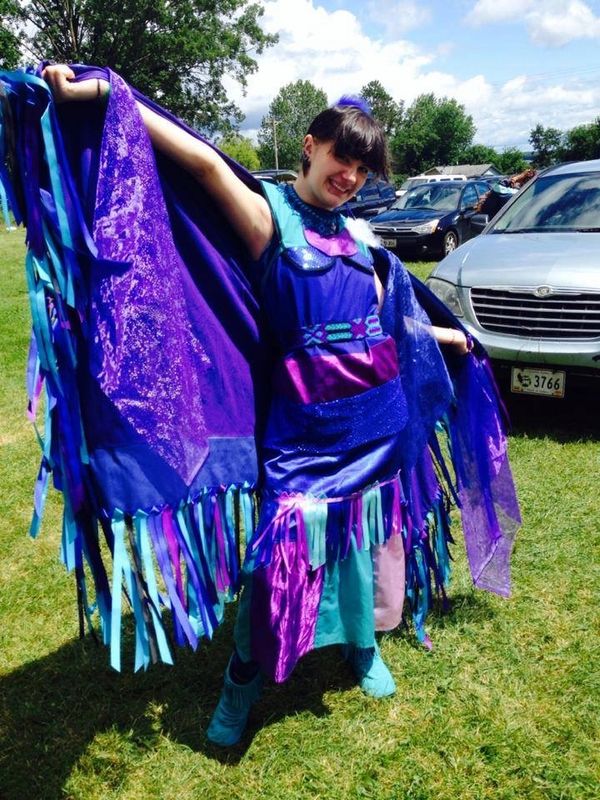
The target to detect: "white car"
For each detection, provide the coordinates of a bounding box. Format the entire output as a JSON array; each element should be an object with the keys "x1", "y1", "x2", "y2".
[{"x1": 396, "y1": 173, "x2": 468, "y2": 197}]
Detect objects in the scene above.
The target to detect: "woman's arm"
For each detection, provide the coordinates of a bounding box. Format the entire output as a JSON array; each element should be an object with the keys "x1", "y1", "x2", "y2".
[
  {"x1": 373, "y1": 272, "x2": 470, "y2": 355},
  {"x1": 42, "y1": 65, "x2": 274, "y2": 260}
]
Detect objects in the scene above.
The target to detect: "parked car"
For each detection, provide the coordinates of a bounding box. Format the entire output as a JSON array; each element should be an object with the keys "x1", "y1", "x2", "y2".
[
  {"x1": 343, "y1": 175, "x2": 397, "y2": 218},
  {"x1": 396, "y1": 173, "x2": 468, "y2": 198},
  {"x1": 251, "y1": 169, "x2": 297, "y2": 184},
  {"x1": 426, "y1": 159, "x2": 600, "y2": 399},
  {"x1": 370, "y1": 179, "x2": 491, "y2": 258}
]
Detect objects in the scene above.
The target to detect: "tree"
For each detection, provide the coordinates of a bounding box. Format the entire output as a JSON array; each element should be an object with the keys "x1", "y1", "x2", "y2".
[
  {"x1": 458, "y1": 144, "x2": 499, "y2": 166},
  {"x1": 4, "y1": 0, "x2": 277, "y2": 134},
  {"x1": 561, "y1": 119, "x2": 600, "y2": 161},
  {"x1": 359, "y1": 80, "x2": 403, "y2": 139},
  {"x1": 0, "y1": 0, "x2": 20, "y2": 68},
  {"x1": 217, "y1": 134, "x2": 260, "y2": 171},
  {"x1": 391, "y1": 93, "x2": 475, "y2": 175},
  {"x1": 529, "y1": 124, "x2": 563, "y2": 168},
  {"x1": 258, "y1": 80, "x2": 327, "y2": 171},
  {"x1": 496, "y1": 148, "x2": 528, "y2": 175}
]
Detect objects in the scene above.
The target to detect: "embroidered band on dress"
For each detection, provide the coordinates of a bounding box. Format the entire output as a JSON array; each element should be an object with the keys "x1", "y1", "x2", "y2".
[{"x1": 284, "y1": 314, "x2": 383, "y2": 351}]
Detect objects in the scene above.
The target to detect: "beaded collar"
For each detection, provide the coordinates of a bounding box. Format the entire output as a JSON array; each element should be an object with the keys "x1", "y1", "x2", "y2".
[{"x1": 282, "y1": 184, "x2": 345, "y2": 237}]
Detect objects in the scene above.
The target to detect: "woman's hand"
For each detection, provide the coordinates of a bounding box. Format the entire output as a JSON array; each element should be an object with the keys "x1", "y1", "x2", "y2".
[
  {"x1": 432, "y1": 325, "x2": 472, "y2": 355},
  {"x1": 42, "y1": 64, "x2": 109, "y2": 103}
]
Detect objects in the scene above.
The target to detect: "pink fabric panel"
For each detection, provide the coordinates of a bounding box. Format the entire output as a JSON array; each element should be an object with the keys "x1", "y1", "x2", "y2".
[
  {"x1": 304, "y1": 227, "x2": 358, "y2": 256},
  {"x1": 373, "y1": 533, "x2": 406, "y2": 630},
  {"x1": 273, "y1": 337, "x2": 399, "y2": 403}
]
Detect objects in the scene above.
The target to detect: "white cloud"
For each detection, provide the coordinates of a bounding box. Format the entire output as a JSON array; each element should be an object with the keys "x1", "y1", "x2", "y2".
[
  {"x1": 468, "y1": 0, "x2": 600, "y2": 45},
  {"x1": 366, "y1": 1, "x2": 432, "y2": 36},
  {"x1": 469, "y1": 0, "x2": 535, "y2": 26},
  {"x1": 227, "y1": 0, "x2": 432, "y2": 120},
  {"x1": 229, "y1": 0, "x2": 600, "y2": 151},
  {"x1": 528, "y1": 1, "x2": 600, "y2": 46}
]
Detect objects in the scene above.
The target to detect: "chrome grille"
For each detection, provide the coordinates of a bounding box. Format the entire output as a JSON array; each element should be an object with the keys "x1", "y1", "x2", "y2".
[{"x1": 470, "y1": 288, "x2": 600, "y2": 339}]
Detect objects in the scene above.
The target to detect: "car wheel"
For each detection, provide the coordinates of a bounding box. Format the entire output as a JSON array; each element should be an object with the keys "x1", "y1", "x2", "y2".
[{"x1": 442, "y1": 230, "x2": 459, "y2": 256}]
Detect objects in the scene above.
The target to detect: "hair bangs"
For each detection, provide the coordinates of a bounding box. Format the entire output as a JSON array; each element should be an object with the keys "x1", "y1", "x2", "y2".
[{"x1": 306, "y1": 105, "x2": 390, "y2": 179}]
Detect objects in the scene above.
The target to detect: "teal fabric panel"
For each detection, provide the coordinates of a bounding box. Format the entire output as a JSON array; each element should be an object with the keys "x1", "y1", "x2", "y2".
[{"x1": 314, "y1": 542, "x2": 375, "y2": 649}]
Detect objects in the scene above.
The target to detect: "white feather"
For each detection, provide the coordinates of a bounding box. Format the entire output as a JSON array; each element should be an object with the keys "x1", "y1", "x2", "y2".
[{"x1": 345, "y1": 216, "x2": 381, "y2": 249}]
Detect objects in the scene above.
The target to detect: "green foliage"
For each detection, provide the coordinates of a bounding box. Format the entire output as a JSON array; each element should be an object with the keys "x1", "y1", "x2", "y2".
[
  {"x1": 529, "y1": 123, "x2": 563, "y2": 168},
  {"x1": 4, "y1": 0, "x2": 277, "y2": 134},
  {"x1": 359, "y1": 80, "x2": 403, "y2": 138},
  {"x1": 0, "y1": 0, "x2": 20, "y2": 68},
  {"x1": 258, "y1": 80, "x2": 328, "y2": 170},
  {"x1": 392, "y1": 93, "x2": 475, "y2": 175},
  {"x1": 459, "y1": 143, "x2": 499, "y2": 167},
  {"x1": 560, "y1": 119, "x2": 600, "y2": 162},
  {"x1": 216, "y1": 134, "x2": 260, "y2": 171},
  {"x1": 495, "y1": 147, "x2": 528, "y2": 175}
]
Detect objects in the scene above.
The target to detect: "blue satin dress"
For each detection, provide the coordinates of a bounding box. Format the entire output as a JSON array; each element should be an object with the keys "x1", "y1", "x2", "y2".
[{"x1": 234, "y1": 182, "x2": 413, "y2": 682}]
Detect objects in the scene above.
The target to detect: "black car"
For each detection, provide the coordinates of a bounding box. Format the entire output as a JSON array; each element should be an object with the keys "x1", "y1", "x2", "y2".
[
  {"x1": 343, "y1": 175, "x2": 397, "y2": 219},
  {"x1": 251, "y1": 169, "x2": 297, "y2": 184},
  {"x1": 369, "y1": 179, "x2": 491, "y2": 258}
]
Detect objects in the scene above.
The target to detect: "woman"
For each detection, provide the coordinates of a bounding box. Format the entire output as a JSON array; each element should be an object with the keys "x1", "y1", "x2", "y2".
[{"x1": 27, "y1": 65, "x2": 510, "y2": 747}]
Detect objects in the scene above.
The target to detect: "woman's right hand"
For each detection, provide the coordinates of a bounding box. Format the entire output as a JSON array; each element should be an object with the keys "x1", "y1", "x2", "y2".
[
  {"x1": 41, "y1": 64, "x2": 76, "y2": 102},
  {"x1": 42, "y1": 64, "x2": 108, "y2": 103}
]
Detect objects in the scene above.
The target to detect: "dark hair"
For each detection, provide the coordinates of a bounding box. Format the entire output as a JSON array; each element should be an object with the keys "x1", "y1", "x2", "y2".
[{"x1": 304, "y1": 104, "x2": 390, "y2": 179}]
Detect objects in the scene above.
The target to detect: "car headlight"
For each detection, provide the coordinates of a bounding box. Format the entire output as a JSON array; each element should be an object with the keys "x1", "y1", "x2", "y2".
[
  {"x1": 411, "y1": 218, "x2": 440, "y2": 234},
  {"x1": 425, "y1": 277, "x2": 464, "y2": 317}
]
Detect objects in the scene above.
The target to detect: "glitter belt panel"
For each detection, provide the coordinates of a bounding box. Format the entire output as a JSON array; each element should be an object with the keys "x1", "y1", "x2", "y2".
[
  {"x1": 284, "y1": 314, "x2": 383, "y2": 352},
  {"x1": 272, "y1": 336, "x2": 399, "y2": 404}
]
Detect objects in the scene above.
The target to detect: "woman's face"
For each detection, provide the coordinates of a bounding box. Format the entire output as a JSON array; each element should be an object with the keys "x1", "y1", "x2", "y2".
[{"x1": 300, "y1": 135, "x2": 370, "y2": 210}]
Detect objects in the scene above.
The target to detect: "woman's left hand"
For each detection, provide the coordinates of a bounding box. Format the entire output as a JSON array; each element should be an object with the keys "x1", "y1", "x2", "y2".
[
  {"x1": 448, "y1": 329, "x2": 470, "y2": 355},
  {"x1": 431, "y1": 325, "x2": 472, "y2": 355}
]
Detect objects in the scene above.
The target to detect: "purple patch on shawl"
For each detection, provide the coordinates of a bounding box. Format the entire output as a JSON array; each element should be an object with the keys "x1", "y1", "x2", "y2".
[
  {"x1": 91, "y1": 73, "x2": 209, "y2": 484},
  {"x1": 305, "y1": 226, "x2": 358, "y2": 256},
  {"x1": 451, "y1": 355, "x2": 520, "y2": 597},
  {"x1": 249, "y1": 542, "x2": 324, "y2": 682}
]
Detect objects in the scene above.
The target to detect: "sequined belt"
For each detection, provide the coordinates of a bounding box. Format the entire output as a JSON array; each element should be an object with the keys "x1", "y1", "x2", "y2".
[{"x1": 284, "y1": 314, "x2": 383, "y2": 351}]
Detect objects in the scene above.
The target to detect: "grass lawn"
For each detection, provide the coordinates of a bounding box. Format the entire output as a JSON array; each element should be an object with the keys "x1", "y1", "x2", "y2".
[{"x1": 1, "y1": 231, "x2": 599, "y2": 800}]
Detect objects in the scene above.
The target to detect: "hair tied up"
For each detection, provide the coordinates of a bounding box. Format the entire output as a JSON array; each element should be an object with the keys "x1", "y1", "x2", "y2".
[{"x1": 335, "y1": 95, "x2": 372, "y2": 117}]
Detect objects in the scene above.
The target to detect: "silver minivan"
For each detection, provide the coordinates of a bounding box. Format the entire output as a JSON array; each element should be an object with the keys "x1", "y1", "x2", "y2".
[{"x1": 426, "y1": 160, "x2": 600, "y2": 399}]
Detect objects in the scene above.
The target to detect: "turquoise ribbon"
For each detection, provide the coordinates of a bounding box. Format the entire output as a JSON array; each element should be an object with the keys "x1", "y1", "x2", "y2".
[
  {"x1": 135, "y1": 512, "x2": 173, "y2": 665},
  {"x1": 0, "y1": 178, "x2": 10, "y2": 228}
]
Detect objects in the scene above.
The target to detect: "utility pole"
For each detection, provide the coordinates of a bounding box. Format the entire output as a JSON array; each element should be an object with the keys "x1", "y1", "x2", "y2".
[{"x1": 267, "y1": 117, "x2": 280, "y2": 170}]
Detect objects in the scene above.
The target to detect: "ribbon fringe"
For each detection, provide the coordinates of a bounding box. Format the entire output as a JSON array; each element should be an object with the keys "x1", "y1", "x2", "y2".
[
  {"x1": 62, "y1": 484, "x2": 257, "y2": 672},
  {"x1": 247, "y1": 474, "x2": 454, "y2": 647}
]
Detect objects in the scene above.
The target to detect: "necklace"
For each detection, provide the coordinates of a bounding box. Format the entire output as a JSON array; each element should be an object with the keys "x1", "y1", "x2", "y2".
[{"x1": 283, "y1": 185, "x2": 344, "y2": 237}]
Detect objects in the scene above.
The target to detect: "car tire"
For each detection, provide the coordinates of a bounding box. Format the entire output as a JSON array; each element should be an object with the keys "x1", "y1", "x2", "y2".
[{"x1": 442, "y1": 230, "x2": 459, "y2": 256}]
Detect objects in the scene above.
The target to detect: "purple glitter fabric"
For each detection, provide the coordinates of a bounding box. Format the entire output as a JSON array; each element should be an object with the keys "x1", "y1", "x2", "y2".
[
  {"x1": 249, "y1": 541, "x2": 325, "y2": 683},
  {"x1": 91, "y1": 73, "x2": 209, "y2": 484}
]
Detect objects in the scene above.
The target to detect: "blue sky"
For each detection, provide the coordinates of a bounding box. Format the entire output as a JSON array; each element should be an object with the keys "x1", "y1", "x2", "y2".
[{"x1": 227, "y1": 0, "x2": 600, "y2": 152}]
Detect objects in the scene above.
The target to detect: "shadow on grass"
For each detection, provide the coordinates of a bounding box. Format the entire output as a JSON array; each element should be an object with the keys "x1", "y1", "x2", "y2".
[
  {"x1": 0, "y1": 611, "x2": 345, "y2": 798},
  {"x1": 1, "y1": 583, "x2": 501, "y2": 797},
  {"x1": 505, "y1": 391, "x2": 599, "y2": 443}
]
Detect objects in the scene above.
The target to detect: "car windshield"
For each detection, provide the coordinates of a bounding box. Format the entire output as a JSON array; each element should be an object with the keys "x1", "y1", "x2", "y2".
[
  {"x1": 391, "y1": 184, "x2": 462, "y2": 211},
  {"x1": 491, "y1": 172, "x2": 600, "y2": 233}
]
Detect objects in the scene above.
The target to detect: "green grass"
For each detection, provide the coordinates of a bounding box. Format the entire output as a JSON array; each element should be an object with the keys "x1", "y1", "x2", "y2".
[{"x1": 1, "y1": 231, "x2": 599, "y2": 800}]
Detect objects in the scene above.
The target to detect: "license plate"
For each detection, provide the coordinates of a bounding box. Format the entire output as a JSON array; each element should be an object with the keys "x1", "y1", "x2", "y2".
[
  {"x1": 510, "y1": 367, "x2": 566, "y2": 398},
  {"x1": 382, "y1": 238, "x2": 397, "y2": 248}
]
